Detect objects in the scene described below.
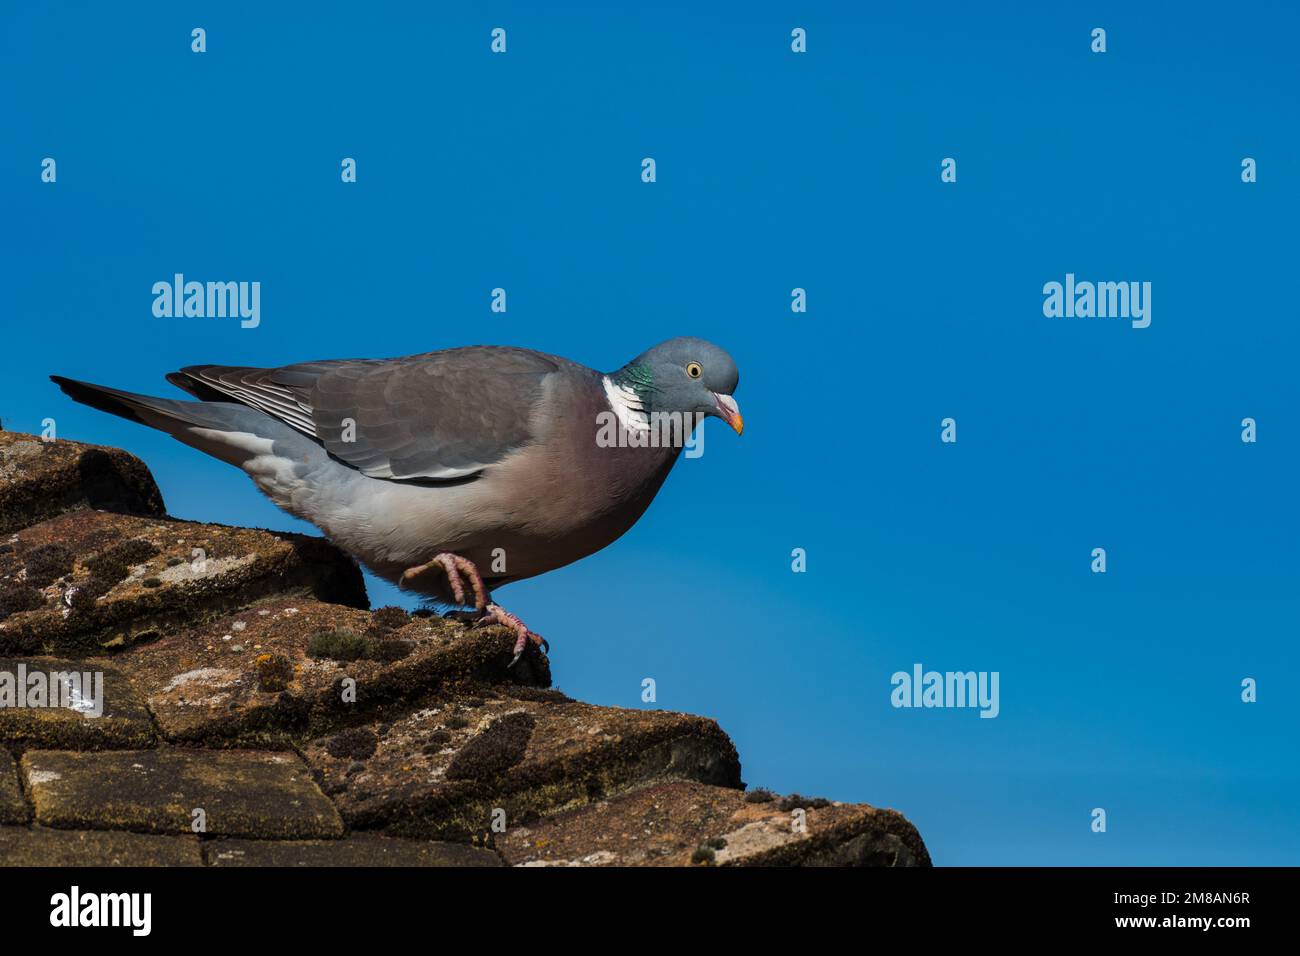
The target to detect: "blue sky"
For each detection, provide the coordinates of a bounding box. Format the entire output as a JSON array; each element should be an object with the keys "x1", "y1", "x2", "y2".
[{"x1": 3, "y1": 2, "x2": 1297, "y2": 864}]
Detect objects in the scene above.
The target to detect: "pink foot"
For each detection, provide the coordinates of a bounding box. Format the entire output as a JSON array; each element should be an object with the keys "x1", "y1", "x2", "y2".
[
  {"x1": 399, "y1": 552, "x2": 488, "y2": 611},
  {"x1": 477, "y1": 603, "x2": 549, "y2": 667}
]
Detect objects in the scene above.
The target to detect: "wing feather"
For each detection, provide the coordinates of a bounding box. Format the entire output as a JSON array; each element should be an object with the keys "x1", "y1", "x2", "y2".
[{"x1": 170, "y1": 347, "x2": 566, "y2": 481}]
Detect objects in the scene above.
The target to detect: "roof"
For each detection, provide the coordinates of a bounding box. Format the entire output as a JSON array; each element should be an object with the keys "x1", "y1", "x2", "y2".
[{"x1": 0, "y1": 429, "x2": 929, "y2": 866}]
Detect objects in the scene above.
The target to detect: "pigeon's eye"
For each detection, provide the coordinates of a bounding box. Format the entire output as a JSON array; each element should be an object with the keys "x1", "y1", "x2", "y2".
[{"x1": 686, "y1": 362, "x2": 703, "y2": 379}]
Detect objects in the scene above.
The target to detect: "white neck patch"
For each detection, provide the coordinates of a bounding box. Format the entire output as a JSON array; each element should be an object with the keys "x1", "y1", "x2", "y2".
[{"x1": 602, "y1": 375, "x2": 650, "y2": 432}]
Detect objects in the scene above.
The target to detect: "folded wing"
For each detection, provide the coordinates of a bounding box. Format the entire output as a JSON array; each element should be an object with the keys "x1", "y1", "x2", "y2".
[{"x1": 167, "y1": 347, "x2": 561, "y2": 481}]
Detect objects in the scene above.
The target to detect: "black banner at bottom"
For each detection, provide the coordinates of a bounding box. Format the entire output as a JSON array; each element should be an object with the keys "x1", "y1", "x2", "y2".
[{"x1": 0, "y1": 865, "x2": 1287, "y2": 940}]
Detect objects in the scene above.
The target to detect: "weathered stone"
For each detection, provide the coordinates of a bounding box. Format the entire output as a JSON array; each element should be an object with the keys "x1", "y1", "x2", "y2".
[
  {"x1": 0, "y1": 658, "x2": 155, "y2": 750},
  {"x1": 0, "y1": 510, "x2": 367, "y2": 654},
  {"x1": 302, "y1": 691, "x2": 742, "y2": 840},
  {"x1": 0, "y1": 751, "x2": 28, "y2": 823},
  {"x1": 204, "y1": 833, "x2": 502, "y2": 867},
  {"x1": 22, "y1": 748, "x2": 344, "y2": 838},
  {"x1": 124, "y1": 597, "x2": 550, "y2": 746},
  {"x1": 0, "y1": 432, "x2": 165, "y2": 535},
  {"x1": 0, "y1": 825, "x2": 201, "y2": 866},
  {"x1": 497, "y1": 780, "x2": 931, "y2": 867},
  {"x1": 0, "y1": 434, "x2": 932, "y2": 865}
]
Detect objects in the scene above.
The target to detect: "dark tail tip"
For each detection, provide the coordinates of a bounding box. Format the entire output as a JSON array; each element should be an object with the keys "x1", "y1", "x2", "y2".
[{"x1": 50, "y1": 375, "x2": 146, "y2": 425}]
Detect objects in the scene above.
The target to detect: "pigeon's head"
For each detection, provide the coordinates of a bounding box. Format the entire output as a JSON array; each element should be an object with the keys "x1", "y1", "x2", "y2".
[{"x1": 615, "y1": 337, "x2": 743, "y2": 435}]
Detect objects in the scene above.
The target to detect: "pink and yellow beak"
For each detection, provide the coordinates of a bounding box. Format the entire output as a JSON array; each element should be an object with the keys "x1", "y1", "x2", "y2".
[{"x1": 713, "y1": 393, "x2": 744, "y2": 435}]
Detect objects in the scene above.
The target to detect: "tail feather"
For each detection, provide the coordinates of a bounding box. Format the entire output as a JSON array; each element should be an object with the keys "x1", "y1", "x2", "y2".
[
  {"x1": 51, "y1": 375, "x2": 234, "y2": 431},
  {"x1": 49, "y1": 375, "x2": 310, "y2": 469},
  {"x1": 49, "y1": 375, "x2": 151, "y2": 426}
]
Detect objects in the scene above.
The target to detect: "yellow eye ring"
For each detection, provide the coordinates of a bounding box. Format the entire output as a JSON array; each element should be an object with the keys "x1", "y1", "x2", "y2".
[{"x1": 686, "y1": 362, "x2": 703, "y2": 379}]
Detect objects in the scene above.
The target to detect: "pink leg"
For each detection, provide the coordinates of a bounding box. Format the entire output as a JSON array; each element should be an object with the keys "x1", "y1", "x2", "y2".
[
  {"x1": 399, "y1": 552, "x2": 488, "y2": 612},
  {"x1": 477, "y1": 603, "x2": 549, "y2": 667}
]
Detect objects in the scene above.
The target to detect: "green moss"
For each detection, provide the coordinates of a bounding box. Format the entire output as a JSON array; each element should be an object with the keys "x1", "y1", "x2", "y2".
[
  {"x1": 690, "y1": 845, "x2": 716, "y2": 865},
  {"x1": 307, "y1": 628, "x2": 411, "y2": 663},
  {"x1": 141, "y1": 577, "x2": 162, "y2": 588},
  {"x1": 503, "y1": 686, "x2": 572, "y2": 704},
  {"x1": 368, "y1": 639, "x2": 413, "y2": 662},
  {"x1": 253, "y1": 653, "x2": 294, "y2": 692},
  {"x1": 80, "y1": 539, "x2": 160, "y2": 597},
  {"x1": 82, "y1": 560, "x2": 127, "y2": 596},
  {"x1": 66, "y1": 587, "x2": 98, "y2": 617},
  {"x1": 421, "y1": 729, "x2": 453, "y2": 754},
  {"x1": 325, "y1": 727, "x2": 379, "y2": 760},
  {"x1": 307, "y1": 628, "x2": 371, "y2": 661},
  {"x1": 371, "y1": 605, "x2": 409, "y2": 631},
  {"x1": 23, "y1": 543, "x2": 74, "y2": 586},
  {"x1": 90, "y1": 538, "x2": 160, "y2": 570},
  {"x1": 444, "y1": 712, "x2": 535, "y2": 781},
  {"x1": 777, "y1": 793, "x2": 831, "y2": 812},
  {"x1": 0, "y1": 584, "x2": 45, "y2": 620}
]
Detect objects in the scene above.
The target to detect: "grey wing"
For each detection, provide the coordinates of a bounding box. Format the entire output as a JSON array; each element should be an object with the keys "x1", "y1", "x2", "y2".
[{"x1": 166, "y1": 346, "x2": 564, "y2": 480}]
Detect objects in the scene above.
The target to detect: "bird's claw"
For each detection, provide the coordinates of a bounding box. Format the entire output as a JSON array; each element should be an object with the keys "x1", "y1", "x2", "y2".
[
  {"x1": 477, "y1": 603, "x2": 548, "y2": 667},
  {"x1": 398, "y1": 552, "x2": 487, "y2": 612}
]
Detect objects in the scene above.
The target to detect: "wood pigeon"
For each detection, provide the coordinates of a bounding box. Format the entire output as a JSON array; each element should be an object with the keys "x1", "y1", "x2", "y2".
[{"x1": 51, "y1": 337, "x2": 743, "y2": 664}]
